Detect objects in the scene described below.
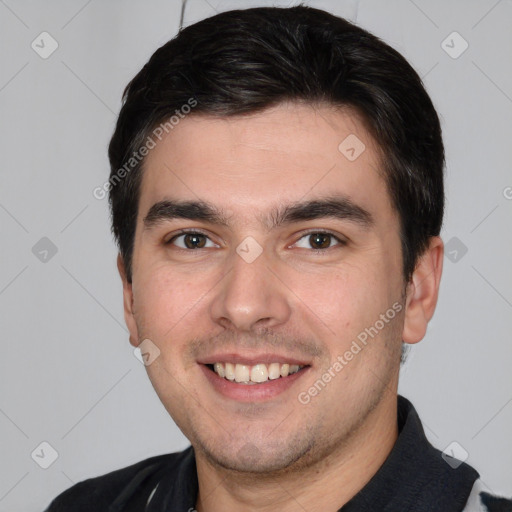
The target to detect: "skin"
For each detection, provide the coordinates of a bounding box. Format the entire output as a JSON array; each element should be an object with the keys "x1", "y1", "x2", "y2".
[{"x1": 118, "y1": 102, "x2": 444, "y2": 511}]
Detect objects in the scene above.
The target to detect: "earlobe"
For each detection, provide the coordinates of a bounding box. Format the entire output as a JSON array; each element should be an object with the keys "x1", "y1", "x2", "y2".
[
  {"x1": 117, "y1": 254, "x2": 139, "y2": 348},
  {"x1": 402, "y1": 237, "x2": 444, "y2": 344}
]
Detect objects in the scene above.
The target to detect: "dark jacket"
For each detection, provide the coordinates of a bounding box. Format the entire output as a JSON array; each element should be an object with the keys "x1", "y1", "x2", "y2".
[{"x1": 44, "y1": 395, "x2": 511, "y2": 511}]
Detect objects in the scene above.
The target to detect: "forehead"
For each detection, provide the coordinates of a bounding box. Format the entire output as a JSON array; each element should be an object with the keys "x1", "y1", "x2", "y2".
[{"x1": 137, "y1": 102, "x2": 393, "y2": 226}]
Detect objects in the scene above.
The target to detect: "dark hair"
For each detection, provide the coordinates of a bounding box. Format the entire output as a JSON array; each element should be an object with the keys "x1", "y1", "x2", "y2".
[{"x1": 108, "y1": 5, "x2": 444, "y2": 284}]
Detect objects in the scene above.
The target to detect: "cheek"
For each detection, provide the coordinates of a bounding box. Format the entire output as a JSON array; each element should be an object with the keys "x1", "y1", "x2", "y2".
[
  {"x1": 132, "y1": 265, "x2": 212, "y2": 342},
  {"x1": 291, "y1": 263, "x2": 398, "y2": 348}
]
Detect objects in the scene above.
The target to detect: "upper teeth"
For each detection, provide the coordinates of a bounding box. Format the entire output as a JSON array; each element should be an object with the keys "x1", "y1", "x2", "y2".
[{"x1": 213, "y1": 362, "x2": 304, "y2": 384}]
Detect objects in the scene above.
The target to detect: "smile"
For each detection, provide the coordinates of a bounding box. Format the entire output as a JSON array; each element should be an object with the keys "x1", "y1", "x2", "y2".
[
  {"x1": 201, "y1": 361, "x2": 310, "y2": 402},
  {"x1": 209, "y1": 362, "x2": 305, "y2": 384}
]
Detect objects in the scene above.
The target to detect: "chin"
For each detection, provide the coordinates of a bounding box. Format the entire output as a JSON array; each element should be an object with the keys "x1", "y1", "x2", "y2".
[{"x1": 198, "y1": 436, "x2": 315, "y2": 475}]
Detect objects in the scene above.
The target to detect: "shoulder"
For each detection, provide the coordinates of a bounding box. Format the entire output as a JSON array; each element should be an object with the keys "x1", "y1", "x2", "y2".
[
  {"x1": 43, "y1": 448, "x2": 192, "y2": 512},
  {"x1": 462, "y1": 479, "x2": 512, "y2": 512}
]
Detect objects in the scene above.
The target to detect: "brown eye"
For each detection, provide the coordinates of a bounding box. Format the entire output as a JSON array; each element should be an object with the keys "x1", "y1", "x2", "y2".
[
  {"x1": 168, "y1": 232, "x2": 216, "y2": 249},
  {"x1": 309, "y1": 233, "x2": 332, "y2": 249},
  {"x1": 183, "y1": 233, "x2": 207, "y2": 249},
  {"x1": 293, "y1": 232, "x2": 345, "y2": 251}
]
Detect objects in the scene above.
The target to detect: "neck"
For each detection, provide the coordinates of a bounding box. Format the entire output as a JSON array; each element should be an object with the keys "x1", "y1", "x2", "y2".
[{"x1": 195, "y1": 392, "x2": 398, "y2": 512}]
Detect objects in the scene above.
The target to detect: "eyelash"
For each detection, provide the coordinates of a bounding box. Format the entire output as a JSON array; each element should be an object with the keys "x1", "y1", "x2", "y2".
[
  {"x1": 165, "y1": 229, "x2": 216, "y2": 249},
  {"x1": 294, "y1": 230, "x2": 347, "y2": 252},
  {"x1": 165, "y1": 229, "x2": 347, "y2": 253}
]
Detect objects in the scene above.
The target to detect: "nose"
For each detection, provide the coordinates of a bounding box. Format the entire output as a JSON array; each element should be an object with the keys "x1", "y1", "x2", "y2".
[{"x1": 209, "y1": 244, "x2": 292, "y2": 332}]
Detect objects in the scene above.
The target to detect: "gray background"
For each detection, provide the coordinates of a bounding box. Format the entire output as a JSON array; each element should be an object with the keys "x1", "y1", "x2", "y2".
[{"x1": 1, "y1": 0, "x2": 511, "y2": 510}]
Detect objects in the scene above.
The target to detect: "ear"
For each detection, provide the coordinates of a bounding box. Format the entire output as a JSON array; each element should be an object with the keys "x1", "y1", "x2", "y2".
[
  {"x1": 117, "y1": 254, "x2": 139, "y2": 348},
  {"x1": 402, "y1": 237, "x2": 444, "y2": 344}
]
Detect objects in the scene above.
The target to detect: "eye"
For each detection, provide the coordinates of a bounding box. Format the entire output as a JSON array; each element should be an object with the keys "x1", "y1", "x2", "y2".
[
  {"x1": 167, "y1": 231, "x2": 218, "y2": 249},
  {"x1": 293, "y1": 232, "x2": 345, "y2": 251}
]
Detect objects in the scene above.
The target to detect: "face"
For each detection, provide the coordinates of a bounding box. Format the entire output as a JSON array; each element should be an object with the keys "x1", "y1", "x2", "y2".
[{"x1": 121, "y1": 102, "x2": 409, "y2": 474}]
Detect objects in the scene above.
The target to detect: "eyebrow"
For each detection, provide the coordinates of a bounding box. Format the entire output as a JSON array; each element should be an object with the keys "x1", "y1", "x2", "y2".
[
  {"x1": 143, "y1": 200, "x2": 230, "y2": 229},
  {"x1": 268, "y1": 196, "x2": 373, "y2": 230},
  {"x1": 142, "y1": 196, "x2": 374, "y2": 231}
]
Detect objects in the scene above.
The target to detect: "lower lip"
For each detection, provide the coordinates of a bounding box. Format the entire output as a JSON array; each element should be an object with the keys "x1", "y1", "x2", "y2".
[{"x1": 200, "y1": 364, "x2": 310, "y2": 402}]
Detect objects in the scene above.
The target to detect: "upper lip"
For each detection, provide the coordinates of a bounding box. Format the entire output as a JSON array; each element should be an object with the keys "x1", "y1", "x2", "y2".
[{"x1": 197, "y1": 352, "x2": 311, "y2": 366}]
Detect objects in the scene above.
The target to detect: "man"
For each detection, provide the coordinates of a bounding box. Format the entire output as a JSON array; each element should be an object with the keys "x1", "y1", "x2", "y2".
[{"x1": 45, "y1": 6, "x2": 511, "y2": 512}]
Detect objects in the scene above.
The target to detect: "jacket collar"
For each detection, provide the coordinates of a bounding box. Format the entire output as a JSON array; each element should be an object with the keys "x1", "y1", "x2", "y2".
[{"x1": 145, "y1": 395, "x2": 479, "y2": 511}]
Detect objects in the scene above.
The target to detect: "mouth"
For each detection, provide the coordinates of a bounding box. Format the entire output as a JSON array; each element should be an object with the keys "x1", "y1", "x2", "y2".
[
  {"x1": 206, "y1": 362, "x2": 306, "y2": 384},
  {"x1": 199, "y1": 359, "x2": 311, "y2": 402}
]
